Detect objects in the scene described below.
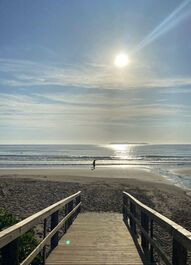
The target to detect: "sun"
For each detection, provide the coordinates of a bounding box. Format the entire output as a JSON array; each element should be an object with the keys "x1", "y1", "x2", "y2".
[{"x1": 114, "y1": 53, "x2": 129, "y2": 68}]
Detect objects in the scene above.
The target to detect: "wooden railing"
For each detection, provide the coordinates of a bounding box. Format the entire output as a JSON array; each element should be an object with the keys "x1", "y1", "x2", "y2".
[
  {"x1": 123, "y1": 191, "x2": 191, "y2": 265},
  {"x1": 0, "y1": 191, "x2": 81, "y2": 265}
]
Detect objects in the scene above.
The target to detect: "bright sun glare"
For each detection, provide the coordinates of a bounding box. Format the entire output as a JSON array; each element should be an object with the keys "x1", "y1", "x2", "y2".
[{"x1": 114, "y1": 53, "x2": 129, "y2": 68}]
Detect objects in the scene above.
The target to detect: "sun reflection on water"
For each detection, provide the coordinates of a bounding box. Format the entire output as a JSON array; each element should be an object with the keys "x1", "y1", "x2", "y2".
[{"x1": 109, "y1": 144, "x2": 133, "y2": 160}]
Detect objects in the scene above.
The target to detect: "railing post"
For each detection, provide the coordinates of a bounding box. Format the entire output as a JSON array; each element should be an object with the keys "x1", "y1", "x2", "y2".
[
  {"x1": 51, "y1": 210, "x2": 59, "y2": 251},
  {"x1": 1, "y1": 239, "x2": 19, "y2": 265},
  {"x1": 123, "y1": 194, "x2": 125, "y2": 220},
  {"x1": 123, "y1": 194, "x2": 128, "y2": 223},
  {"x1": 130, "y1": 201, "x2": 136, "y2": 235},
  {"x1": 150, "y1": 219, "x2": 154, "y2": 263},
  {"x1": 68, "y1": 200, "x2": 74, "y2": 227},
  {"x1": 64, "y1": 203, "x2": 69, "y2": 233},
  {"x1": 172, "y1": 238, "x2": 187, "y2": 265},
  {"x1": 141, "y1": 211, "x2": 149, "y2": 257},
  {"x1": 76, "y1": 194, "x2": 81, "y2": 214},
  {"x1": 42, "y1": 218, "x2": 47, "y2": 264}
]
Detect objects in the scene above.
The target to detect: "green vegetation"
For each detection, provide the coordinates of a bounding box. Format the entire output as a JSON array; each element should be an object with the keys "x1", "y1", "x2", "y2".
[{"x1": 0, "y1": 209, "x2": 42, "y2": 264}]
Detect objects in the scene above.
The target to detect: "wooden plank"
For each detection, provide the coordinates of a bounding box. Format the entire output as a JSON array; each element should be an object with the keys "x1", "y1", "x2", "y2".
[
  {"x1": 0, "y1": 191, "x2": 81, "y2": 249},
  {"x1": 46, "y1": 213, "x2": 143, "y2": 265}
]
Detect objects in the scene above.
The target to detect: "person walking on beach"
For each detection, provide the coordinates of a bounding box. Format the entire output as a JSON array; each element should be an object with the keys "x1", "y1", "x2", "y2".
[{"x1": 92, "y1": 159, "x2": 96, "y2": 170}]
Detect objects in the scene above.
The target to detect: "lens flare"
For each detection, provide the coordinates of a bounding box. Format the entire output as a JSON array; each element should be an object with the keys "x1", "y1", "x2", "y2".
[{"x1": 132, "y1": 0, "x2": 191, "y2": 54}]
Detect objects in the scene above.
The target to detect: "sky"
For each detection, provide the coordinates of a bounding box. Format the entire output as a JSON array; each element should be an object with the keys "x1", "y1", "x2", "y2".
[{"x1": 0, "y1": 0, "x2": 191, "y2": 144}]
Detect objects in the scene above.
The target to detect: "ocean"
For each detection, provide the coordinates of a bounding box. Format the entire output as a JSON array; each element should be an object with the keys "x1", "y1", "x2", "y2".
[{"x1": 0, "y1": 144, "x2": 191, "y2": 188}]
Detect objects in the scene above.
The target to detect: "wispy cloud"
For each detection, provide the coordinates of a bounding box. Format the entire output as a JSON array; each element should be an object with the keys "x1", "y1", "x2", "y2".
[
  {"x1": 0, "y1": 57, "x2": 190, "y2": 140},
  {"x1": 1, "y1": 58, "x2": 191, "y2": 91},
  {"x1": 0, "y1": 93, "x2": 189, "y2": 126}
]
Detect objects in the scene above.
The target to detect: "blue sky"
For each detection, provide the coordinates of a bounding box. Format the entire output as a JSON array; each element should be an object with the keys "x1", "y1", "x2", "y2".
[{"x1": 0, "y1": 0, "x2": 191, "y2": 144}]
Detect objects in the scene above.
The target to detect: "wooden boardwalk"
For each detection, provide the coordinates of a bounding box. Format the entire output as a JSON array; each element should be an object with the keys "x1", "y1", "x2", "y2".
[
  {"x1": 1, "y1": 191, "x2": 190, "y2": 265},
  {"x1": 46, "y1": 212, "x2": 143, "y2": 265}
]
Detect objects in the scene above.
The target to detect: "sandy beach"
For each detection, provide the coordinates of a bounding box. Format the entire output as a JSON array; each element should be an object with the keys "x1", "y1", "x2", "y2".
[
  {"x1": 0, "y1": 167, "x2": 190, "y2": 232},
  {"x1": 0, "y1": 166, "x2": 170, "y2": 183}
]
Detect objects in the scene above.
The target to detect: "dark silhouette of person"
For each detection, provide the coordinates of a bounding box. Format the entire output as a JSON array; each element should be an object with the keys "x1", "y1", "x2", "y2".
[{"x1": 92, "y1": 159, "x2": 96, "y2": 170}]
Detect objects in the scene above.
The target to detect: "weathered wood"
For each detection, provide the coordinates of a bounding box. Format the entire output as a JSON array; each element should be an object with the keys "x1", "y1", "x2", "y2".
[
  {"x1": 0, "y1": 191, "x2": 81, "y2": 249},
  {"x1": 20, "y1": 203, "x2": 81, "y2": 265},
  {"x1": 123, "y1": 191, "x2": 191, "y2": 265},
  {"x1": 42, "y1": 218, "x2": 47, "y2": 265},
  {"x1": 64, "y1": 203, "x2": 69, "y2": 233},
  {"x1": 172, "y1": 239, "x2": 187, "y2": 265},
  {"x1": 123, "y1": 193, "x2": 128, "y2": 222},
  {"x1": 0, "y1": 192, "x2": 81, "y2": 265},
  {"x1": 141, "y1": 211, "x2": 149, "y2": 256},
  {"x1": 130, "y1": 201, "x2": 136, "y2": 235},
  {"x1": 68, "y1": 200, "x2": 74, "y2": 227},
  {"x1": 76, "y1": 194, "x2": 81, "y2": 215},
  {"x1": 150, "y1": 219, "x2": 154, "y2": 263},
  {"x1": 46, "y1": 212, "x2": 143, "y2": 265},
  {"x1": 123, "y1": 192, "x2": 191, "y2": 250},
  {"x1": 1, "y1": 189, "x2": 190, "y2": 265},
  {"x1": 1, "y1": 239, "x2": 19, "y2": 265},
  {"x1": 51, "y1": 211, "x2": 59, "y2": 250},
  {"x1": 125, "y1": 205, "x2": 171, "y2": 265}
]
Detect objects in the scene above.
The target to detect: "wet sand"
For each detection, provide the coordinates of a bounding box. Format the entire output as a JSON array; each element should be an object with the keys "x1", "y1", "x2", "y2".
[
  {"x1": 0, "y1": 166, "x2": 169, "y2": 183},
  {"x1": 173, "y1": 168, "x2": 191, "y2": 176}
]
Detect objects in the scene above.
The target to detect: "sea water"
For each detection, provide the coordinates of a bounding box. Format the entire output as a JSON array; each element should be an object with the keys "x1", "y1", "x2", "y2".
[{"x1": 0, "y1": 144, "x2": 191, "y2": 188}]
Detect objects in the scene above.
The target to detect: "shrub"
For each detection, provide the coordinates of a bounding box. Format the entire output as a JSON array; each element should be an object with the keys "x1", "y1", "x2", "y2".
[{"x1": 0, "y1": 209, "x2": 42, "y2": 265}]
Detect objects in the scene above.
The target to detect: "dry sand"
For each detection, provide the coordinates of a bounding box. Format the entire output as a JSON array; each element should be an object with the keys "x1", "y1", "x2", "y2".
[{"x1": 0, "y1": 167, "x2": 190, "y2": 232}]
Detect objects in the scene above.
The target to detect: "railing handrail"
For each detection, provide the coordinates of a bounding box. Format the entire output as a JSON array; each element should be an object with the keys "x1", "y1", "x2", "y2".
[
  {"x1": 0, "y1": 191, "x2": 81, "y2": 249},
  {"x1": 123, "y1": 191, "x2": 191, "y2": 265},
  {"x1": 20, "y1": 202, "x2": 81, "y2": 265},
  {"x1": 123, "y1": 191, "x2": 191, "y2": 249}
]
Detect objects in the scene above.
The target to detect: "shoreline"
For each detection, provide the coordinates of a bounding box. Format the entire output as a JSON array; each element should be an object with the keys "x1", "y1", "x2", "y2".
[
  {"x1": 0, "y1": 165, "x2": 190, "y2": 188},
  {"x1": 0, "y1": 166, "x2": 170, "y2": 184},
  {"x1": 173, "y1": 167, "x2": 191, "y2": 176}
]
